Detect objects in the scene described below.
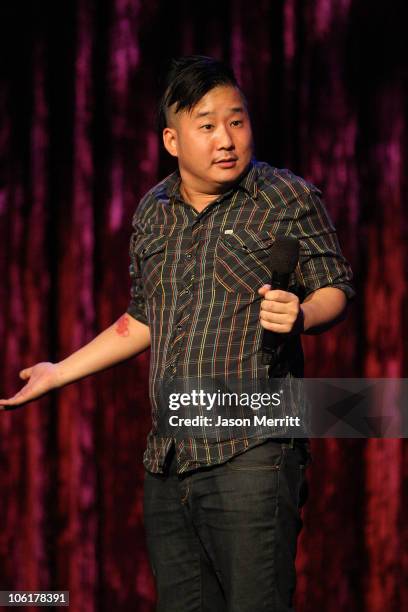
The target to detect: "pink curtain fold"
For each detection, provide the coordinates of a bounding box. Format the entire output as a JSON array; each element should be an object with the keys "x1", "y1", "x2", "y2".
[{"x1": 0, "y1": 1, "x2": 407, "y2": 610}]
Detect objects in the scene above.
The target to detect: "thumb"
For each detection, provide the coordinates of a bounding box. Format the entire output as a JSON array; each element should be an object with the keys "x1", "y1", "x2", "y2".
[
  {"x1": 257, "y1": 284, "x2": 271, "y2": 295},
  {"x1": 19, "y1": 368, "x2": 32, "y2": 380}
]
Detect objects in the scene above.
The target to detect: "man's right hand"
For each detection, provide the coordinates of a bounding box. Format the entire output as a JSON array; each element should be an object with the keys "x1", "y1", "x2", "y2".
[{"x1": 0, "y1": 362, "x2": 63, "y2": 410}]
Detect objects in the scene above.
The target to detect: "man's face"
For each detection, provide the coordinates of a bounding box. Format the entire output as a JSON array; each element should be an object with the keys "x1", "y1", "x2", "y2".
[{"x1": 163, "y1": 85, "x2": 254, "y2": 194}]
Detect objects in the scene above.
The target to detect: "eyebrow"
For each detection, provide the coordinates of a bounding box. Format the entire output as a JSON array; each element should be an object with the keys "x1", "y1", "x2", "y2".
[{"x1": 193, "y1": 107, "x2": 245, "y2": 119}]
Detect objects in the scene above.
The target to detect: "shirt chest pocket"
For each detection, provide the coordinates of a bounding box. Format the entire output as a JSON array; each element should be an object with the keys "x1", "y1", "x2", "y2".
[
  {"x1": 133, "y1": 233, "x2": 168, "y2": 298},
  {"x1": 214, "y1": 229, "x2": 275, "y2": 293}
]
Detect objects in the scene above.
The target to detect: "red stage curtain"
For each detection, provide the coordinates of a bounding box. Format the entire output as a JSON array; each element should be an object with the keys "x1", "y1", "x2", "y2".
[{"x1": 0, "y1": 1, "x2": 407, "y2": 610}]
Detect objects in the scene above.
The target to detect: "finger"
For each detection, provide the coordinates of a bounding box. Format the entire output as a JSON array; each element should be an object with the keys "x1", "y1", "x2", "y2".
[
  {"x1": 0, "y1": 395, "x2": 18, "y2": 405},
  {"x1": 259, "y1": 319, "x2": 292, "y2": 333},
  {"x1": 260, "y1": 311, "x2": 288, "y2": 324},
  {"x1": 260, "y1": 300, "x2": 290, "y2": 314},
  {"x1": 0, "y1": 395, "x2": 24, "y2": 405},
  {"x1": 0, "y1": 387, "x2": 30, "y2": 405},
  {"x1": 264, "y1": 289, "x2": 296, "y2": 302},
  {"x1": 19, "y1": 368, "x2": 32, "y2": 380},
  {"x1": 257, "y1": 284, "x2": 271, "y2": 295}
]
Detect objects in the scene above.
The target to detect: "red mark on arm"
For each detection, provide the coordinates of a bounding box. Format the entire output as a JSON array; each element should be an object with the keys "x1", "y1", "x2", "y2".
[{"x1": 115, "y1": 314, "x2": 130, "y2": 337}]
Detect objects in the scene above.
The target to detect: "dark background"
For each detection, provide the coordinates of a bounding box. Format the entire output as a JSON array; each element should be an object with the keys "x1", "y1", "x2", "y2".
[{"x1": 0, "y1": 1, "x2": 407, "y2": 610}]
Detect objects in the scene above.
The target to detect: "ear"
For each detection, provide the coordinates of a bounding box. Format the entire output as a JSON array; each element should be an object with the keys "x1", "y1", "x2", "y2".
[{"x1": 163, "y1": 127, "x2": 178, "y2": 158}]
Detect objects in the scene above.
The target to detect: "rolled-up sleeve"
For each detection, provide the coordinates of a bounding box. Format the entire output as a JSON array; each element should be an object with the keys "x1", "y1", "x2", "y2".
[
  {"x1": 290, "y1": 189, "x2": 355, "y2": 300},
  {"x1": 126, "y1": 214, "x2": 149, "y2": 325}
]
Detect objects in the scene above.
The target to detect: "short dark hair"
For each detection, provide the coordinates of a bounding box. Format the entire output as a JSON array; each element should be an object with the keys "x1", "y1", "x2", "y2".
[{"x1": 157, "y1": 55, "x2": 243, "y2": 132}]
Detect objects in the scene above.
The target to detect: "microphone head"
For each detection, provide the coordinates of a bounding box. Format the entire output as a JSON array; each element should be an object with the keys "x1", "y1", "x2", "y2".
[{"x1": 270, "y1": 235, "x2": 299, "y2": 274}]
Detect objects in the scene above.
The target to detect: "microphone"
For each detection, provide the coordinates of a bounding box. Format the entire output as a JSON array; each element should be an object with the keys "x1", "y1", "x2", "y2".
[{"x1": 261, "y1": 235, "x2": 299, "y2": 361}]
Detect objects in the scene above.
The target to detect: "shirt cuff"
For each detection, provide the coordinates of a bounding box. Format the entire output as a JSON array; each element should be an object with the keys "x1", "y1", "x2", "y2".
[
  {"x1": 126, "y1": 304, "x2": 148, "y2": 326},
  {"x1": 303, "y1": 281, "x2": 356, "y2": 301}
]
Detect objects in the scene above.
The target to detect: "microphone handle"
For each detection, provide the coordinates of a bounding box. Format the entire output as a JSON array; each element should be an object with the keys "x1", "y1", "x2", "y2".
[{"x1": 269, "y1": 269, "x2": 291, "y2": 291}]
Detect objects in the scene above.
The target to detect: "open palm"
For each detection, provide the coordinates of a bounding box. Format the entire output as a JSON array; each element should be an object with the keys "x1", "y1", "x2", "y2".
[{"x1": 0, "y1": 362, "x2": 61, "y2": 410}]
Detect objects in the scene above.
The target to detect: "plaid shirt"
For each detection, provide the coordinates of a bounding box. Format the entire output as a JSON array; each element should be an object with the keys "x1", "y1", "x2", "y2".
[{"x1": 127, "y1": 160, "x2": 355, "y2": 474}]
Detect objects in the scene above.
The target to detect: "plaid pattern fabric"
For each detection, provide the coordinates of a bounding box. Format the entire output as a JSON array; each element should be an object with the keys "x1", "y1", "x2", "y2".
[{"x1": 127, "y1": 160, "x2": 355, "y2": 473}]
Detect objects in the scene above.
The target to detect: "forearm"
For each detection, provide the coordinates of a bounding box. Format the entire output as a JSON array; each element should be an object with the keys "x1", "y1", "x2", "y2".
[
  {"x1": 300, "y1": 287, "x2": 348, "y2": 334},
  {"x1": 56, "y1": 313, "x2": 150, "y2": 386}
]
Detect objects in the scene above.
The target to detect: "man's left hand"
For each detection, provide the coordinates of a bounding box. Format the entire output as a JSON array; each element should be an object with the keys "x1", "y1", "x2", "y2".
[{"x1": 257, "y1": 285, "x2": 303, "y2": 334}]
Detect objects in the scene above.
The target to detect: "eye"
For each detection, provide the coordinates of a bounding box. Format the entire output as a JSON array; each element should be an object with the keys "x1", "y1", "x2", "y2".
[
  {"x1": 200, "y1": 124, "x2": 214, "y2": 130},
  {"x1": 231, "y1": 120, "x2": 243, "y2": 127}
]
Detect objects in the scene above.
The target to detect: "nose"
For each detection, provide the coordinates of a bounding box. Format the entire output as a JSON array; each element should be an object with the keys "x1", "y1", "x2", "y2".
[{"x1": 216, "y1": 124, "x2": 234, "y2": 150}]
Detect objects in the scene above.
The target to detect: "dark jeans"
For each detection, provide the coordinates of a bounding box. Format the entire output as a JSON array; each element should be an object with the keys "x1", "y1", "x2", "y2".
[{"x1": 143, "y1": 439, "x2": 311, "y2": 612}]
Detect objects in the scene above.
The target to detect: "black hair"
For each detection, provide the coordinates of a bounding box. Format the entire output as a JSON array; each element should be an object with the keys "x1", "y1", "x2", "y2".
[{"x1": 157, "y1": 55, "x2": 244, "y2": 132}]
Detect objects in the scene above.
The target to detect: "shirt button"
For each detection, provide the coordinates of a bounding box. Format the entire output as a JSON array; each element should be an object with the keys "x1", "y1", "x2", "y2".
[
  {"x1": 184, "y1": 288, "x2": 190, "y2": 294},
  {"x1": 186, "y1": 253, "x2": 192, "y2": 260},
  {"x1": 176, "y1": 325, "x2": 182, "y2": 331}
]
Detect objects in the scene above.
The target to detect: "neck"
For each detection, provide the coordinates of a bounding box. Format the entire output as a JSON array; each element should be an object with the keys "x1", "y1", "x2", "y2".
[
  {"x1": 179, "y1": 182, "x2": 220, "y2": 211},
  {"x1": 179, "y1": 169, "x2": 241, "y2": 211}
]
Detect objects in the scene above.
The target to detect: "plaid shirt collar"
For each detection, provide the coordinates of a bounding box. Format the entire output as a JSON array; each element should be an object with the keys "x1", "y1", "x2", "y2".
[{"x1": 164, "y1": 158, "x2": 259, "y2": 202}]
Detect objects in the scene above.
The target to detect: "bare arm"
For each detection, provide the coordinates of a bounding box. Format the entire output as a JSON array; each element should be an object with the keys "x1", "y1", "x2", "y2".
[
  {"x1": 0, "y1": 313, "x2": 150, "y2": 409},
  {"x1": 57, "y1": 313, "x2": 150, "y2": 385},
  {"x1": 299, "y1": 286, "x2": 348, "y2": 334}
]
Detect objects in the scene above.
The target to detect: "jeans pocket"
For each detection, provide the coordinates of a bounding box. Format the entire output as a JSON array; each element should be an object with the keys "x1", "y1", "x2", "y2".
[
  {"x1": 284, "y1": 445, "x2": 310, "y2": 510},
  {"x1": 226, "y1": 440, "x2": 286, "y2": 471}
]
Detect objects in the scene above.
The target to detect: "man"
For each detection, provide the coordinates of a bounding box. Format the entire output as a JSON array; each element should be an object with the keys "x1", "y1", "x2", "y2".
[{"x1": 1, "y1": 56, "x2": 354, "y2": 611}]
